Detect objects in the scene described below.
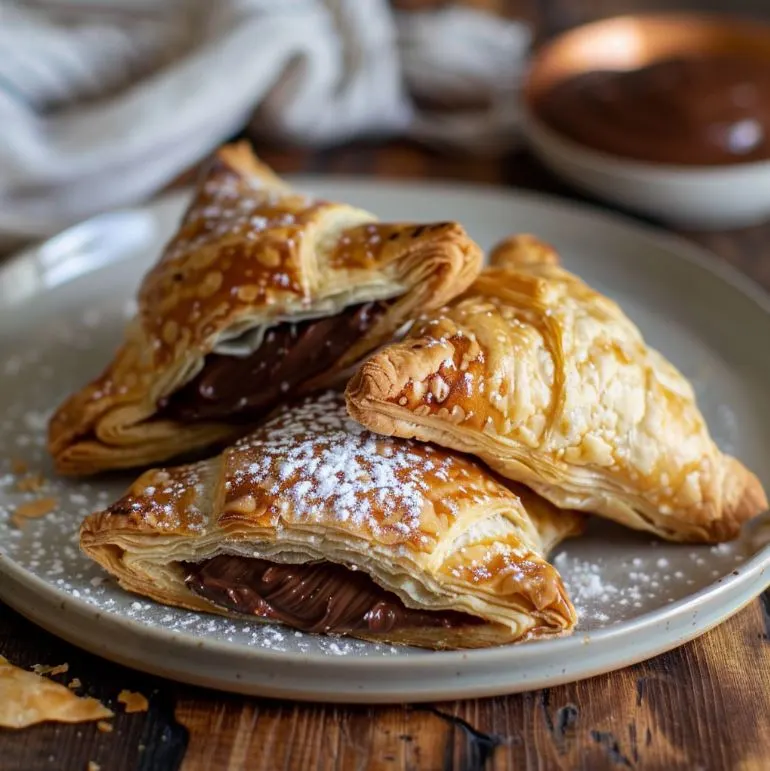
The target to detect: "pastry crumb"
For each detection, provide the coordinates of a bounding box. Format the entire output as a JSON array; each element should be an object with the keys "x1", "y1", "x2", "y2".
[
  {"x1": 16, "y1": 473, "x2": 46, "y2": 493},
  {"x1": 32, "y1": 663, "x2": 69, "y2": 676},
  {"x1": 68, "y1": 678, "x2": 82, "y2": 690},
  {"x1": 12, "y1": 497, "x2": 58, "y2": 528},
  {"x1": 87, "y1": 762, "x2": 101, "y2": 771},
  {"x1": 97, "y1": 720, "x2": 113, "y2": 733},
  {"x1": 10, "y1": 458, "x2": 28, "y2": 475},
  {"x1": 118, "y1": 690, "x2": 149, "y2": 713}
]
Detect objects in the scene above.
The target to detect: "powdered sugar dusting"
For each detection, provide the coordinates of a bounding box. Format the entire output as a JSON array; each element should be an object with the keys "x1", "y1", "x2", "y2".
[
  {"x1": 552, "y1": 520, "x2": 750, "y2": 627},
  {"x1": 225, "y1": 392, "x2": 480, "y2": 544},
  {"x1": 163, "y1": 165, "x2": 315, "y2": 264}
]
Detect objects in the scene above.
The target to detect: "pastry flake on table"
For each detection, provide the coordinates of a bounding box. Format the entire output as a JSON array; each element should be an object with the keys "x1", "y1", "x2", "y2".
[
  {"x1": 346, "y1": 234, "x2": 768, "y2": 543},
  {"x1": 80, "y1": 392, "x2": 583, "y2": 650},
  {"x1": 117, "y1": 690, "x2": 149, "y2": 713},
  {"x1": 48, "y1": 142, "x2": 482, "y2": 475},
  {"x1": 0, "y1": 656, "x2": 112, "y2": 729},
  {"x1": 31, "y1": 663, "x2": 68, "y2": 676}
]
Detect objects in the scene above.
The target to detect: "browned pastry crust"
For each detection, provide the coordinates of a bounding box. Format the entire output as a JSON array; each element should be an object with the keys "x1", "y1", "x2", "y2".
[
  {"x1": 347, "y1": 234, "x2": 768, "y2": 543},
  {"x1": 80, "y1": 392, "x2": 583, "y2": 650},
  {"x1": 48, "y1": 143, "x2": 482, "y2": 475}
]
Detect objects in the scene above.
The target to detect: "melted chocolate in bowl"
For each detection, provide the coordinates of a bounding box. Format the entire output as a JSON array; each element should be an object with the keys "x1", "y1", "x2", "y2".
[
  {"x1": 184, "y1": 555, "x2": 479, "y2": 634},
  {"x1": 535, "y1": 55, "x2": 770, "y2": 165},
  {"x1": 159, "y1": 301, "x2": 388, "y2": 422}
]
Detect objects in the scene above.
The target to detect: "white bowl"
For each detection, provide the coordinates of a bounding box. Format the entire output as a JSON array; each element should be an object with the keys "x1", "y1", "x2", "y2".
[
  {"x1": 522, "y1": 108, "x2": 770, "y2": 230},
  {"x1": 522, "y1": 14, "x2": 770, "y2": 230}
]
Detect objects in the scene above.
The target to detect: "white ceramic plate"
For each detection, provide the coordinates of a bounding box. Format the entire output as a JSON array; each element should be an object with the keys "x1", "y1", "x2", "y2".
[{"x1": 0, "y1": 181, "x2": 769, "y2": 704}]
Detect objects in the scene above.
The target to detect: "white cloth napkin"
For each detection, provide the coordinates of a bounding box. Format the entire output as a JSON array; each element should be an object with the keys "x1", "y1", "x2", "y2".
[{"x1": 0, "y1": 0, "x2": 530, "y2": 246}]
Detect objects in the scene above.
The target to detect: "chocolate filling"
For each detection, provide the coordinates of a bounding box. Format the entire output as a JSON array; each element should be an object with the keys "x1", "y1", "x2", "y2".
[
  {"x1": 534, "y1": 55, "x2": 770, "y2": 166},
  {"x1": 184, "y1": 555, "x2": 479, "y2": 634},
  {"x1": 159, "y1": 301, "x2": 388, "y2": 422}
]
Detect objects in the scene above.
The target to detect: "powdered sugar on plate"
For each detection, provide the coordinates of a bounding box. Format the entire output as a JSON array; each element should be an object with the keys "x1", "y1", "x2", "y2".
[{"x1": 553, "y1": 519, "x2": 749, "y2": 628}]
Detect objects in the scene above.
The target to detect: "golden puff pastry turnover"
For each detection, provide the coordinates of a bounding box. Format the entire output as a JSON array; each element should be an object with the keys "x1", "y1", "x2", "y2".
[
  {"x1": 49, "y1": 143, "x2": 482, "y2": 475},
  {"x1": 347, "y1": 235, "x2": 768, "y2": 543},
  {"x1": 80, "y1": 392, "x2": 583, "y2": 650}
]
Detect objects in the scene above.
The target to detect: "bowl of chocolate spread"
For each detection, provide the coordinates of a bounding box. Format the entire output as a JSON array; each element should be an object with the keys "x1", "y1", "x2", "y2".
[{"x1": 522, "y1": 14, "x2": 770, "y2": 228}]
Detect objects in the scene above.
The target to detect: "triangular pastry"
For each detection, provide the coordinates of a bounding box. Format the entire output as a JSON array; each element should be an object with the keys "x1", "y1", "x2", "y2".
[
  {"x1": 80, "y1": 393, "x2": 583, "y2": 649},
  {"x1": 49, "y1": 143, "x2": 482, "y2": 474},
  {"x1": 347, "y1": 235, "x2": 767, "y2": 542}
]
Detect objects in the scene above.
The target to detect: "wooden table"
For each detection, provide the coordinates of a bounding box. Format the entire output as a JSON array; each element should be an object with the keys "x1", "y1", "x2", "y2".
[{"x1": 2, "y1": 138, "x2": 769, "y2": 771}]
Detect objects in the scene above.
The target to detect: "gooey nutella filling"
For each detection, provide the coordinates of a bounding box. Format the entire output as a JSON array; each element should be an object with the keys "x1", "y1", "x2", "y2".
[
  {"x1": 184, "y1": 555, "x2": 479, "y2": 634},
  {"x1": 159, "y1": 301, "x2": 388, "y2": 422}
]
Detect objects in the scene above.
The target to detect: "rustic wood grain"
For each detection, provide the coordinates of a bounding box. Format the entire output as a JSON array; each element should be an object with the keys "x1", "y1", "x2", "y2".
[
  {"x1": 0, "y1": 603, "x2": 188, "y2": 771},
  {"x1": 172, "y1": 599, "x2": 770, "y2": 771},
  {"x1": 4, "y1": 1, "x2": 770, "y2": 767}
]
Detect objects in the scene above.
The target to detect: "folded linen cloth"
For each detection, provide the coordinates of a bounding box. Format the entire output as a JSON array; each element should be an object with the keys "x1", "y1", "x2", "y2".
[{"x1": 0, "y1": 0, "x2": 529, "y2": 247}]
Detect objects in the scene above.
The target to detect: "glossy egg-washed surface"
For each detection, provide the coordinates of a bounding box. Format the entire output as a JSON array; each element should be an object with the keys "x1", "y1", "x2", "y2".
[
  {"x1": 138, "y1": 162, "x2": 360, "y2": 370},
  {"x1": 347, "y1": 236, "x2": 767, "y2": 541},
  {"x1": 82, "y1": 393, "x2": 576, "y2": 615}
]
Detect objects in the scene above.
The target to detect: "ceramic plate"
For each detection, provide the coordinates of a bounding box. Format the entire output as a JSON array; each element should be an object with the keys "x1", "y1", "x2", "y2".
[{"x1": 0, "y1": 181, "x2": 769, "y2": 703}]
